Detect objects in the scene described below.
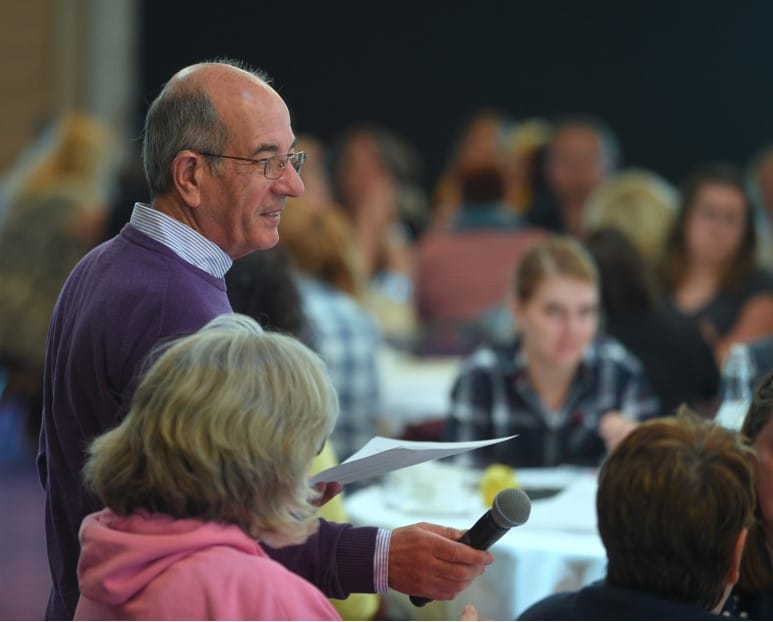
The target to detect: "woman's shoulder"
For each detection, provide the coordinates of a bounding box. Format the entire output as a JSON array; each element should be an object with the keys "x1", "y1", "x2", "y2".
[
  {"x1": 454, "y1": 340, "x2": 521, "y2": 379},
  {"x1": 590, "y1": 334, "x2": 644, "y2": 368},
  {"x1": 742, "y1": 267, "x2": 773, "y2": 295}
]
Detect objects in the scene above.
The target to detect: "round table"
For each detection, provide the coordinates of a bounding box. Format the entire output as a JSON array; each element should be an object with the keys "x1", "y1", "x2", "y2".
[{"x1": 344, "y1": 463, "x2": 607, "y2": 620}]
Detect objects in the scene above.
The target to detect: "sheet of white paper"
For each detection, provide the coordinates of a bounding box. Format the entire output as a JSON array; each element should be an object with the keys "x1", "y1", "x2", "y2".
[{"x1": 309, "y1": 435, "x2": 517, "y2": 485}]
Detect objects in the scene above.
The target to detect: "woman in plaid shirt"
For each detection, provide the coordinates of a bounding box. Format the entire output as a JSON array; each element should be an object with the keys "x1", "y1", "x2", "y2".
[{"x1": 445, "y1": 235, "x2": 660, "y2": 468}]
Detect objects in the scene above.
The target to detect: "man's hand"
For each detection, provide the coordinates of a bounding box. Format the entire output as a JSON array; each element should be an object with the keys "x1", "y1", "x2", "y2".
[{"x1": 388, "y1": 522, "x2": 494, "y2": 601}]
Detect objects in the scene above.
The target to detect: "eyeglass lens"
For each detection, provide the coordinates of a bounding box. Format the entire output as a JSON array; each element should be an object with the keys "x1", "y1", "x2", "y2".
[{"x1": 266, "y1": 152, "x2": 306, "y2": 179}]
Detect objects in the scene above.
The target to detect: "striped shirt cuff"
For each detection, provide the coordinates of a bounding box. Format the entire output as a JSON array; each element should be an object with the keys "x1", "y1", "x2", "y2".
[{"x1": 373, "y1": 528, "x2": 391, "y2": 593}]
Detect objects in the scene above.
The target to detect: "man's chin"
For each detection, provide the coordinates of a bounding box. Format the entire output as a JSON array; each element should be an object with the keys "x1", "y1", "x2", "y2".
[{"x1": 231, "y1": 235, "x2": 280, "y2": 259}]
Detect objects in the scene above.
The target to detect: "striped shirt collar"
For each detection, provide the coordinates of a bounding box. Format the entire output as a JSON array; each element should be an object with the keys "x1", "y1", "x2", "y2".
[{"x1": 129, "y1": 202, "x2": 232, "y2": 278}]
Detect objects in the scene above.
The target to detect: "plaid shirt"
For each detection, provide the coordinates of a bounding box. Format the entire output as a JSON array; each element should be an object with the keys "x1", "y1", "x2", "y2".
[
  {"x1": 298, "y1": 276, "x2": 382, "y2": 461},
  {"x1": 446, "y1": 334, "x2": 660, "y2": 468}
]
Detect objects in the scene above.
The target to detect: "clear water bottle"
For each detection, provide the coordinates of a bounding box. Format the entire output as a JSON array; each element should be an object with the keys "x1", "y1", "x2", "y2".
[{"x1": 714, "y1": 343, "x2": 755, "y2": 431}]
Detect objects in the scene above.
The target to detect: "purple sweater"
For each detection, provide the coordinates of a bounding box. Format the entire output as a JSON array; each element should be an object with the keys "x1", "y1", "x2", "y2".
[{"x1": 37, "y1": 225, "x2": 378, "y2": 620}]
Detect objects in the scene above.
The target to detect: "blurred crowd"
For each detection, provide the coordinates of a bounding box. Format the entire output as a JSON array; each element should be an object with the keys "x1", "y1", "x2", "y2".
[{"x1": 3, "y1": 107, "x2": 773, "y2": 467}]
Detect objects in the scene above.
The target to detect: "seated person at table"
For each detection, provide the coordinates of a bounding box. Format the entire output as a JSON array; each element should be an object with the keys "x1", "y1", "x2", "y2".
[
  {"x1": 445, "y1": 235, "x2": 659, "y2": 468},
  {"x1": 724, "y1": 371, "x2": 773, "y2": 618},
  {"x1": 585, "y1": 227, "x2": 719, "y2": 415},
  {"x1": 74, "y1": 313, "x2": 346, "y2": 620},
  {"x1": 657, "y1": 163, "x2": 773, "y2": 365},
  {"x1": 519, "y1": 411, "x2": 754, "y2": 620}
]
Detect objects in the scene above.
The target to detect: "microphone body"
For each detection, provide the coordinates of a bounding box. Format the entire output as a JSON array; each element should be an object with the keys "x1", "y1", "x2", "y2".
[
  {"x1": 457, "y1": 510, "x2": 511, "y2": 550},
  {"x1": 410, "y1": 487, "x2": 531, "y2": 607}
]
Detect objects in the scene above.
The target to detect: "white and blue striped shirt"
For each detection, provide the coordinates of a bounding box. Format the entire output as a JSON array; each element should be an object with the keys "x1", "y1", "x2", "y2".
[{"x1": 129, "y1": 203, "x2": 232, "y2": 278}]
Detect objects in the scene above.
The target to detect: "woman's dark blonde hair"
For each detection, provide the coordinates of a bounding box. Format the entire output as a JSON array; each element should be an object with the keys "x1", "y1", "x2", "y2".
[
  {"x1": 83, "y1": 313, "x2": 338, "y2": 547},
  {"x1": 279, "y1": 201, "x2": 364, "y2": 297},
  {"x1": 514, "y1": 235, "x2": 598, "y2": 303}
]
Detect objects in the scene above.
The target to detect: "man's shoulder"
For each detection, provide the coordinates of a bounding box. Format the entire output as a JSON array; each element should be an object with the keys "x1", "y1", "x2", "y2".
[
  {"x1": 519, "y1": 581, "x2": 725, "y2": 621},
  {"x1": 66, "y1": 227, "x2": 181, "y2": 283},
  {"x1": 518, "y1": 589, "x2": 582, "y2": 620},
  {"x1": 54, "y1": 228, "x2": 229, "y2": 347}
]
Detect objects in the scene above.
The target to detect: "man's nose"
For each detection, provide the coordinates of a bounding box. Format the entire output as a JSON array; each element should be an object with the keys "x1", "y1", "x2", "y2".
[{"x1": 276, "y1": 165, "x2": 305, "y2": 197}]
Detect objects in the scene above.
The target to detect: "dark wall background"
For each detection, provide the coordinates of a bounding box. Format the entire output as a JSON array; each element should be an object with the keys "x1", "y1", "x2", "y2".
[{"x1": 139, "y1": 1, "x2": 773, "y2": 191}]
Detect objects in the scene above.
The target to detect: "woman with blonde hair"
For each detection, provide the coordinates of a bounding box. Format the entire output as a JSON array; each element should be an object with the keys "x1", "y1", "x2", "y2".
[
  {"x1": 0, "y1": 113, "x2": 116, "y2": 453},
  {"x1": 445, "y1": 235, "x2": 659, "y2": 467},
  {"x1": 584, "y1": 167, "x2": 678, "y2": 264},
  {"x1": 74, "y1": 313, "x2": 343, "y2": 620}
]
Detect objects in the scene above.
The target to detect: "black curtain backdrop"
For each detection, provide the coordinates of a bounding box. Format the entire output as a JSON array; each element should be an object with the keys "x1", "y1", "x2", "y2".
[{"x1": 139, "y1": 0, "x2": 773, "y2": 191}]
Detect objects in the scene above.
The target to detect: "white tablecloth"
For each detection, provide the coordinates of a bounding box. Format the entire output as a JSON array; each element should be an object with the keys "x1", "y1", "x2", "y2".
[{"x1": 345, "y1": 464, "x2": 607, "y2": 620}]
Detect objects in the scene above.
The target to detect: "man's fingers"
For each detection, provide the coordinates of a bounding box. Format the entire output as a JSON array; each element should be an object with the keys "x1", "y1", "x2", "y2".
[{"x1": 389, "y1": 523, "x2": 494, "y2": 600}]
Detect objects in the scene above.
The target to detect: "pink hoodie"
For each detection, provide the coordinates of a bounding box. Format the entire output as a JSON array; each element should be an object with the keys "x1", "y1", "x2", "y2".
[{"x1": 75, "y1": 509, "x2": 342, "y2": 620}]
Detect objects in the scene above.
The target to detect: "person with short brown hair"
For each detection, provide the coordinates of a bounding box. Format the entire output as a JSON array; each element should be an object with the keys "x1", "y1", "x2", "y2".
[{"x1": 520, "y1": 411, "x2": 755, "y2": 619}]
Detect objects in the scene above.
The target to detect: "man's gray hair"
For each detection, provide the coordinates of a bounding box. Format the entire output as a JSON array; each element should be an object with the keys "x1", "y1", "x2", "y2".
[{"x1": 141, "y1": 58, "x2": 271, "y2": 198}]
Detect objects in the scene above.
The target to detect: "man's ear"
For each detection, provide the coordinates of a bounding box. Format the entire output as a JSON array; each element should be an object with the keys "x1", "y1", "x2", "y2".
[
  {"x1": 172, "y1": 150, "x2": 204, "y2": 207},
  {"x1": 727, "y1": 528, "x2": 749, "y2": 585}
]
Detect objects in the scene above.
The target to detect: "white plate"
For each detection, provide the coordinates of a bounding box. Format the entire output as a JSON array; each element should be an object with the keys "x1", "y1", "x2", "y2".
[{"x1": 381, "y1": 461, "x2": 480, "y2": 515}]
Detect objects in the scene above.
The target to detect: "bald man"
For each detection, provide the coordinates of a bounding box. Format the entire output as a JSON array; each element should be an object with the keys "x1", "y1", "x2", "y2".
[{"x1": 37, "y1": 60, "x2": 491, "y2": 620}]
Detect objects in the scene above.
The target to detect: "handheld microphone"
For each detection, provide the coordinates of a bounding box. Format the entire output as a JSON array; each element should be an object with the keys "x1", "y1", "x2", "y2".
[{"x1": 410, "y1": 487, "x2": 531, "y2": 607}]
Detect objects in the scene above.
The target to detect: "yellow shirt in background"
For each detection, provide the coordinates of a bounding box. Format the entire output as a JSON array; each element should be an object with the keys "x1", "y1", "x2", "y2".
[{"x1": 310, "y1": 442, "x2": 381, "y2": 621}]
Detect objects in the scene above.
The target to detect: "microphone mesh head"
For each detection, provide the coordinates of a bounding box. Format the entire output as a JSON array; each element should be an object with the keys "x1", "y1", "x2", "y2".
[{"x1": 491, "y1": 488, "x2": 531, "y2": 527}]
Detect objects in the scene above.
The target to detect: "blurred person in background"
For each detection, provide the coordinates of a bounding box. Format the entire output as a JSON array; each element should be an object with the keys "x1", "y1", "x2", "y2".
[
  {"x1": 415, "y1": 165, "x2": 546, "y2": 354},
  {"x1": 585, "y1": 227, "x2": 719, "y2": 415},
  {"x1": 278, "y1": 200, "x2": 384, "y2": 462},
  {"x1": 746, "y1": 145, "x2": 773, "y2": 270},
  {"x1": 726, "y1": 371, "x2": 773, "y2": 618},
  {"x1": 445, "y1": 235, "x2": 659, "y2": 468},
  {"x1": 226, "y1": 245, "x2": 307, "y2": 337},
  {"x1": 723, "y1": 371, "x2": 773, "y2": 618},
  {"x1": 329, "y1": 124, "x2": 425, "y2": 340},
  {"x1": 430, "y1": 109, "x2": 512, "y2": 230},
  {"x1": 500, "y1": 117, "x2": 553, "y2": 215},
  {"x1": 75, "y1": 313, "x2": 344, "y2": 620},
  {"x1": 525, "y1": 115, "x2": 620, "y2": 238},
  {"x1": 0, "y1": 113, "x2": 117, "y2": 459},
  {"x1": 292, "y1": 134, "x2": 336, "y2": 213},
  {"x1": 520, "y1": 411, "x2": 754, "y2": 620},
  {"x1": 583, "y1": 167, "x2": 678, "y2": 266},
  {"x1": 658, "y1": 163, "x2": 773, "y2": 366},
  {"x1": 330, "y1": 124, "x2": 425, "y2": 277}
]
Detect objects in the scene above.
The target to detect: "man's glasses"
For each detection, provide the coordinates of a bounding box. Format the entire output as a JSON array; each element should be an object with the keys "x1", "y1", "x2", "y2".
[{"x1": 199, "y1": 150, "x2": 307, "y2": 180}]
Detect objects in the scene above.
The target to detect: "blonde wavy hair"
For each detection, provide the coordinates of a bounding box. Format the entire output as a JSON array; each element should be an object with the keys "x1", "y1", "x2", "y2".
[
  {"x1": 584, "y1": 168, "x2": 678, "y2": 263},
  {"x1": 84, "y1": 313, "x2": 339, "y2": 547}
]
